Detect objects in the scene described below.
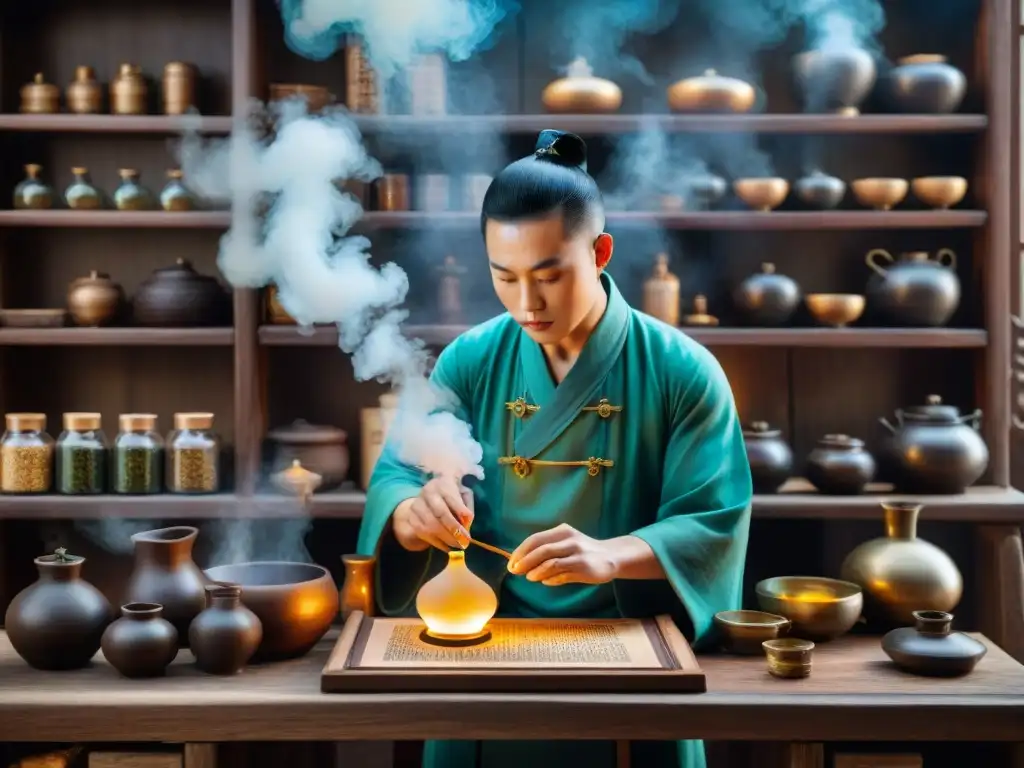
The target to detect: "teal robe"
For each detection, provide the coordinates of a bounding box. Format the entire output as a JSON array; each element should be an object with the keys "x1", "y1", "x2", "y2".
[{"x1": 357, "y1": 273, "x2": 753, "y2": 768}]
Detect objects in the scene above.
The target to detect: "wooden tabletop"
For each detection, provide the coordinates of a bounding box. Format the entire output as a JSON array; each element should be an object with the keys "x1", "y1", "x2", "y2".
[{"x1": 0, "y1": 631, "x2": 1022, "y2": 743}]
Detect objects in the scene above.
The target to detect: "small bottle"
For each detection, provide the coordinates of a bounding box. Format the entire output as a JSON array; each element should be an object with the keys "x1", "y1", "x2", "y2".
[
  {"x1": 13, "y1": 164, "x2": 54, "y2": 210},
  {"x1": 56, "y1": 412, "x2": 107, "y2": 495},
  {"x1": 642, "y1": 253, "x2": 680, "y2": 326},
  {"x1": 113, "y1": 169, "x2": 154, "y2": 211},
  {"x1": 112, "y1": 414, "x2": 163, "y2": 495},
  {"x1": 167, "y1": 412, "x2": 220, "y2": 494},
  {"x1": 1, "y1": 413, "x2": 54, "y2": 494},
  {"x1": 64, "y1": 167, "x2": 102, "y2": 210},
  {"x1": 160, "y1": 169, "x2": 196, "y2": 211}
]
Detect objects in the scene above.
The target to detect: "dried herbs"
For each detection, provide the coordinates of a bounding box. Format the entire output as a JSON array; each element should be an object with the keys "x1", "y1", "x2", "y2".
[{"x1": 56, "y1": 414, "x2": 108, "y2": 495}]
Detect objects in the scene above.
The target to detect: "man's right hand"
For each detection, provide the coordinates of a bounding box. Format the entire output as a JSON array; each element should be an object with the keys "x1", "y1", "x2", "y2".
[{"x1": 392, "y1": 476, "x2": 474, "y2": 553}]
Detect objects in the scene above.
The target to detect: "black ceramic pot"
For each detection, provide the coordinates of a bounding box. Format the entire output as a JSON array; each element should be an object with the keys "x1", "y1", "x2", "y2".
[
  {"x1": 743, "y1": 422, "x2": 793, "y2": 493},
  {"x1": 805, "y1": 434, "x2": 876, "y2": 495},
  {"x1": 101, "y1": 602, "x2": 179, "y2": 678},
  {"x1": 733, "y1": 263, "x2": 801, "y2": 327}
]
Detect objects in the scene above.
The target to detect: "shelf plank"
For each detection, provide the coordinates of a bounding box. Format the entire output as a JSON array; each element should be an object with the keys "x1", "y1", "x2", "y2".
[
  {"x1": 353, "y1": 114, "x2": 990, "y2": 135},
  {"x1": 0, "y1": 114, "x2": 233, "y2": 134},
  {"x1": 0, "y1": 211, "x2": 231, "y2": 228},
  {"x1": 358, "y1": 211, "x2": 988, "y2": 230},
  {"x1": 259, "y1": 325, "x2": 988, "y2": 349},
  {"x1": 0, "y1": 484, "x2": 1019, "y2": 522},
  {"x1": 0, "y1": 327, "x2": 234, "y2": 346}
]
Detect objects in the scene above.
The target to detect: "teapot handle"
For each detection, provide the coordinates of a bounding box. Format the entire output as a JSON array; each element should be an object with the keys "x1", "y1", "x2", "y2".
[
  {"x1": 963, "y1": 409, "x2": 983, "y2": 431},
  {"x1": 935, "y1": 248, "x2": 957, "y2": 270},
  {"x1": 866, "y1": 248, "x2": 894, "y2": 277}
]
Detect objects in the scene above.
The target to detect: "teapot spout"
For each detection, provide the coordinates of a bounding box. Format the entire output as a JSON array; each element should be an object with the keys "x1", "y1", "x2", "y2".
[{"x1": 878, "y1": 416, "x2": 897, "y2": 434}]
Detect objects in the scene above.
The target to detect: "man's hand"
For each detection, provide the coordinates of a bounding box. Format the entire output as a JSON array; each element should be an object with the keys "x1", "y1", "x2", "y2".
[
  {"x1": 392, "y1": 476, "x2": 474, "y2": 553},
  {"x1": 507, "y1": 523, "x2": 618, "y2": 586}
]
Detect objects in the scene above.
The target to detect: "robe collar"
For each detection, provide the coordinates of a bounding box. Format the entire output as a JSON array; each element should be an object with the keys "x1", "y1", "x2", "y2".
[{"x1": 515, "y1": 271, "x2": 630, "y2": 458}]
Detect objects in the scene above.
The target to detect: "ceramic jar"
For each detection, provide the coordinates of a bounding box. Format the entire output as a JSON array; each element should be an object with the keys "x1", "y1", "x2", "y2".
[
  {"x1": 111, "y1": 63, "x2": 147, "y2": 115},
  {"x1": 733, "y1": 263, "x2": 801, "y2": 326},
  {"x1": 113, "y1": 169, "x2": 154, "y2": 210},
  {"x1": 667, "y1": 70, "x2": 756, "y2": 113},
  {"x1": 882, "y1": 611, "x2": 985, "y2": 676},
  {"x1": 67, "y1": 270, "x2": 124, "y2": 327},
  {"x1": 542, "y1": 58, "x2": 622, "y2": 113},
  {"x1": 5, "y1": 548, "x2": 113, "y2": 670},
  {"x1": 14, "y1": 164, "x2": 54, "y2": 210},
  {"x1": 160, "y1": 169, "x2": 196, "y2": 211},
  {"x1": 267, "y1": 419, "x2": 350, "y2": 492},
  {"x1": 124, "y1": 526, "x2": 209, "y2": 644},
  {"x1": 792, "y1": 48, "x2": 876, "y2": 115},
  {"x1": 642, "y1": 254, "x2": 680, "y2": 327},
  {"x1": 865, "y1": 248, "x2": 961, "y2": 327},
  {"x1": 20, "y1": 73, "x2": 59, "y2": 114},
  {"x1": 133, "y1": 259, "x2": 231, "y2": 327},
  {"x1": 805, "y1": 434, "x2": 876, "y2": 494},
  {"x1": 841, "y1": 502, "x2": 963, "y2": 626},
  {"x1": 66, "y1": 66, "x2": 102, "y2": 114},
  {"x1": 883, "y1": 55, "x2": 967, "y2": 114},
  {"x1": 794, "y1": 170, "x2": 846, "y2": 209},
  {"x1": 743, "y1": 422, "x2": 793, "y2": 494},
  {"x1": 101, "y1": 602, "x2": 179, "y2": 678},
  {"x1": 879, "y1": 395, "x2": 989, "y2": 494},
  {"x1": 189, "y1": 583, "x2": 263, "y2": 675},
  {"x1": 64, "y1": 167, "x2": 103, "y2": 210}
]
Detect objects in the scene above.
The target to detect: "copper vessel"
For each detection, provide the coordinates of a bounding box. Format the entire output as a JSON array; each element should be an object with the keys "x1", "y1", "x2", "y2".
[
  {"x1": 110, "y1": 63, "x2": 147, "y2": 115},
  {"x1": 882, "y1": 611, "x2": 985, "y2": 676},
  {"x1": 542, "y1": 57, "x2": 622, "y2": 114},
  {"x1": 437, "y1": 255, "x2": 466, "y2": 325},
  {"x1": 67, "y1": 270, "x2": 124, "y2": 327},
  {"x1": 344, "y1": 35, "x2": 379, "y2": 113},
  {"x1": 734, "y1": 177, "x2": 789, "y2": 211},
  {"x1": 755, "y1": 576, "x2": 863, "y2": 641},
  {"x1": 714, "y1": 610, "x2": 790, "y2": 655},
  {"x1": 162, "y1": 61, "x2": 196, "y2": 115},
  {"x1": 667, "y1": 69, "x2": 756, "y2": 113},
  {"x1": 341, "y1": 554, "x2": 376, "y2": 620},
  {"x1": 642, "y1": 253, "x2": 680, "y2": 326},
  {"x1": 20, "y1": 73, "x2": 59, "y2": 114},
  {"x1": 66, "y1": 66, "x2": 102, "y2": 114},
  {"x1": 911, "y1": 176, "x2": 967, "y2": 210},
  {"x1": 851, "y1": 177, "x2": 908, "y2": 210},
  {"x1": 805, "y1": 294, "x2": 865, "y2": 328},
  {"x1": 681, "y1": 295, "x2": 719, "y2": 327},
  {"x1": 841, "y1": 502, "x2": 963, "y2": 626},
  {"x1": 375, "y1": 174, "x2": 410, "y2": 211},
  {"x1": 266, "y1": 284, "x2": 295, "y2": 325},
  {"x1": 268, "y1": 83, "x2": 332, "y2": 113},
  {"x1": 763, "y1": 638, "x2": 814, "y2": 679}
]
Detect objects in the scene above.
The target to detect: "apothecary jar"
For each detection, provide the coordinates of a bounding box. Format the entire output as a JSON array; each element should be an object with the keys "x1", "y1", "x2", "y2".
[{"x1": 167, "y1": 412, "x2": 220, "y2": 494}]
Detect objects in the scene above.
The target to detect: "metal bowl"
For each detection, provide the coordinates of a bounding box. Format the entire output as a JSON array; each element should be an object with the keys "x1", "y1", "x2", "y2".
[
  {"x1": 755, "y1": 576, "x2": 863, "y2": 641},
  {"x1": 204, "y1": 561, "x2": 339, "y2": 661},
  {"x1": 734, "y1": 177, "x2": 790, "y2": 211},
  {"x1": 851, "y1": 177, "x2": 908, "y2": 210},
  {"x1": 805, "y1": 293, "x2": 865, "y2": 327},
  {"x1": 911, "y1": 176, "x2": 968, "y2": 210},
  {"x1": 714, "y1": 610, "x2": 791, "y2": 654}
]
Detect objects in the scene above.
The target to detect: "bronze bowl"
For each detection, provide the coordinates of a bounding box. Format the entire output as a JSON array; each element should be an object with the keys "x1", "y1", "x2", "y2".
[
  {"x1": 714, "y1": 609, "x2": 791, "y2": 654},
  {"x1": 755, "y1": 576, "x2": 863, "y2": 641},
  {"x1": 805, "y1": 293, "x2": 866, "y2": 327},
  {"x1": 911, "y1": 176, "x2": 967, "y2": 209},
  {"x1": 204, "y1": 561, "x2": 339, "y2": 661},
  {"x1": 734, "y1": 177, "x2": 790, "y2": 211},
  {"x1": 851, "y1": 177, "x2": 909, "y2": 210}
]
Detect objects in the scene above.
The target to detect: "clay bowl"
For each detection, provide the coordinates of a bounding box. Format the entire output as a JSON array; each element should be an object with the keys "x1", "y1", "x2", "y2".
[
  {"x1": 805, "y1": 293, "x2": 865, "y2": 327},
  {"x1": 734, "y1": 178, "x2": 790, "y2": 211},
  {"x1": 911, "y1": 176, "x2": 968, "y2": 209},
  {"x1": 204, "y1": 561, "x2": 339, "y2": 662},
  {"x1": 755, "y1": 576, "x2": 863, "y2": 641},
  {"x1": 851, "y1": 177, "x2": 909, "y2": 210},
  {"x1": 714, "y1": 609, "x2": 791, "y2": 655}
]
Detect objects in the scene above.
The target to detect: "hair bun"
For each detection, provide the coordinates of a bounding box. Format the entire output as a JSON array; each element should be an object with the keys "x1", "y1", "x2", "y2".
[{"x1": 533, "y1": 130, "x2": 588, "y2": 172}]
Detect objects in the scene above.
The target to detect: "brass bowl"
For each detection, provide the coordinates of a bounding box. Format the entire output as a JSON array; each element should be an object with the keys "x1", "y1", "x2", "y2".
[
  {"x1": 851, "y1": 177, "x2": 909, "y2": 210},
  {"x1": 734, "y1": 178, "x2": 789, "y2": 211},
  {"x1": 763, "y1": 638, "x2": 815, "y2": 679},
  {"x1": 911, "y1": 176, "x2": 967, "y2": 209},
  {"x1": 666, "y1": 69, "x2": 757, "y2": 114},
  {"x1": 805, "y1": 293, "x2": 865, "y2": 327},
  {"x1": 755, "y1": 576, "x2": 863, "y2": 641},
  {"x1": 542, "y1": 75, "x2": 622, "y2": 113},
  {"x1": 714, "y1": 610, "x2": 791, "y2": 655}
]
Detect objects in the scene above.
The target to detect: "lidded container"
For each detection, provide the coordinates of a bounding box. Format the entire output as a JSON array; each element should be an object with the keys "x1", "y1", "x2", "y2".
[
  {"x1": 56, "y1": 412, "x2": 108, "y2": 495},
  {"x1": 112, "y1": 413, "x2": 163, "y2": 494},
  {"x1": 66, "y1": 65, "x2": 102, "y2": 114},
  {"x1": 1, "y1": 413, "x2": 54, "y2": 494},
  {"x1": 167, "y1": 412, "x2": 220, "y2": 494},
  {"x1": 110, "y1": 63, "x2": 147, "y2": 115},
  {"x1": 162, "y1": 62, "x2": 196, "y2": 115}
]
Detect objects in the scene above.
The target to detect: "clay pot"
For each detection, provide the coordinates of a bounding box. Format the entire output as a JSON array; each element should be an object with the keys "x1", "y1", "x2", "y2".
[
  {"x1": 133, "y1": 259, "x2": 231, "y2": 327},
  {"x1": 67, "y1": 270, "x2": 124, "y2": 327},
  {"x1": 667, "y1": 70, "x2": 756, "y2": 114},
  {"x1": 841, "y1": 502, "x2": 963, "y2": 626},
  {"x1": 203, "y1": 561, "x2": 339, "y2": 661},
  {"x1": 125, "y1": 526, "x2": 210, "y2": 645},
  {"x1": 883, "y1": 55, "x2": 966, "y2": 114},
  {"x1": 805, "y1": 434, "x2": 876, "y2": 495},
  {"x1": 794, "y1": 170, "x2": 846, "y2": 209},
  {"x1": 101, "y1": 602, "x2": 179, "y2": 678},
  {"x1": 881, "y1": 611, "x2": 985, "y2": 676},
  {"x1": 879, "y1": 395, "x2": 989, "y2": 494},
  {"x1": 5, "y1": 549, "x2": 113, "y2": 670},
  {"x1": 865, "y1": 249, "x2": 960, "y2": 327},
  {"x1": 267, "y1": 419, "x2": 350, "y2": 491},
  {"x1": 792, "y1": 48, "x2": 877, "y2": 115},
  {"x1": 733, "y1": 263, "x2": 801, "y2": 326},
  {"x1": 743, "y1": 422, "x2": 793, "y2": 494},
  {"x1": 189, "y1": 583, "x2": 263, "y2": 675},
  {"x1": 542, "y1": 58, "x2": 622, "y2": 114}
]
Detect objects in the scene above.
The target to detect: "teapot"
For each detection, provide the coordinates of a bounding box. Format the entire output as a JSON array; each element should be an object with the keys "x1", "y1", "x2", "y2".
[
  {"x1": 879, "y1": 395, "x2": 988, "y2": 494},
  {"x1": 865, "y1": 248, "x2": 960, "y2": 327}
]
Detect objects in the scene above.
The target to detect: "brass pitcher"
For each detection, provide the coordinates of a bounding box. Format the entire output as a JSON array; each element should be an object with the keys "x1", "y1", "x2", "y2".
[
  {"x1": 642, "y1": 253, "x2": 680, "y2": 326},
  {"x1": 340, "y1": 554, "x2": 377, "y2": 620},
  {"x1": 110, "y1": 63, "x2": 147, "y2": 115}
]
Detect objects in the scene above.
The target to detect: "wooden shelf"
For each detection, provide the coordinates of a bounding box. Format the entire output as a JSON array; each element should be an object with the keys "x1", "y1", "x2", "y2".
[
  {"x1": 358, "y1": 211, "x2": 987, "y2": 230},
  {"x1": 260, "y1": 325, "x2": 988, "y2": 349},
  {"x1": 0, "y1": 114, "x2": 233, "y2": 134},
  {"x1": 0, "y1": 483, "x2": 1019, "y2": 522},
  {"x1": 0, "y1": 211, "x2": 231, "y2": 228},
  {"x1": 0, "y1": 327, "x2": 234, "y2": 346},
  {"x1": 354, "y1": 114, "x2": 990, "y2": 135}
]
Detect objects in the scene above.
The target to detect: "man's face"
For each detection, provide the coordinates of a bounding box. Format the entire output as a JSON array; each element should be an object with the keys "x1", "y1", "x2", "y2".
[{"x1": 484, "y1": 212, "x2": 610, "y2": 345}]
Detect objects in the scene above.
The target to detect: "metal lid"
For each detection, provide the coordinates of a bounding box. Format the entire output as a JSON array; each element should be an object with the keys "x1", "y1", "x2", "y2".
[
  {"x1": 817, "y1": 433, "x2": 864, "y2": 450},
  {"x1": 743, "y1": 421, "x2": 781, "y2": 438},
  {"x1": 899, "y1": 394, "x2": 961, "y2": 424},
  {"x1": 267, "y1": 418, "x2": 346, "y2": 445}
]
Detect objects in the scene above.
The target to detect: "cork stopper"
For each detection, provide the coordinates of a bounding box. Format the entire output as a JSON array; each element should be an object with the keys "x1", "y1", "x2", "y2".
[
  {"x1": 118, "y1": 168, "x2": 139, "y2": 179},
  {"x1": 693, "y1": 294, "x2": 709, "y2": 314},
  {"x1": 6, "y1": 413, "x2": 46, "y2": 432},
  {"x1": 167, "y1": 169, "x2": 184, "y2": 180},
  {"x1": 174, "y1": 412, "x2": 214, "y2": 430},
  {"x1": 71, "y1": 167, "x2": 89, "y2": 176},
  {"x1": 64, "y1": 412, "x2": 101, "y2": 431},
  {"x1": 24, "y1": 164, "x2": 41, "y2": 177},
  {"x1": 119, "y1": 413, "x2": 157, "y2": 432},
  {"x1": 761, "y1": 262, "x2": 776, "y2": 274}
]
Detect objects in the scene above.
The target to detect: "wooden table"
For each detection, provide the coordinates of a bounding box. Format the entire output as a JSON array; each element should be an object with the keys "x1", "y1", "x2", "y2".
[{"x1": 1, "y1": 632, "x2": 1023, "y2": 767}]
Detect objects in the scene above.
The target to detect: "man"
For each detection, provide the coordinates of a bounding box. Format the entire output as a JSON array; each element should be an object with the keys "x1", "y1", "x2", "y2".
[{"x1": 357, "y1": 129, "x2": 753, "y2": 768}]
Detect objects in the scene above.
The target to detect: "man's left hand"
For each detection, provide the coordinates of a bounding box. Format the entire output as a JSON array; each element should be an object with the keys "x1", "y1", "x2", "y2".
[{"x1": 508, "y1": 523, "x2": 618, "y2": 586}]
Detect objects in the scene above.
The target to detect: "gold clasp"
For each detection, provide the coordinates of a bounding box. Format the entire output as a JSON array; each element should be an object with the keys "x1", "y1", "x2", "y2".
[
  {"x1": 505, "y1": 397, "x2": 540, "y2": 419},
  {"x1": 582, "y1": 398, "x2": 623, "y2": 419},
  {"x1": 586, "y1": 457, "x2": 614, "y2": 476},
  {"x1": 498, "y1": 455, "x2": 613, "y2": 479}
]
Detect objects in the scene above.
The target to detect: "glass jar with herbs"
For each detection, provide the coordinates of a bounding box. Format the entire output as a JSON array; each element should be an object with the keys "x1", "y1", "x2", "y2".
[
  {"x1": 56, "y1": 412, "x2": 108, "y2": 494},
  {"x1": 167, "y1": 412, "x2": 220, "y2": 494},
  {"x1": 1, "y1": 413, "x2": 54, "y2": 494},
  {"x1": 112, "y1": 413, "x2": 163, "y2": 494}
]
